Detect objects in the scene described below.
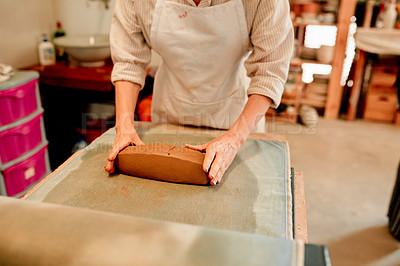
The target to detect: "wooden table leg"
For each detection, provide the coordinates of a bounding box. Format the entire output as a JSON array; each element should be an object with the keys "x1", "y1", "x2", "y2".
[{"x1": 294, "y1": 172, "x2": 308, "y2": 243}]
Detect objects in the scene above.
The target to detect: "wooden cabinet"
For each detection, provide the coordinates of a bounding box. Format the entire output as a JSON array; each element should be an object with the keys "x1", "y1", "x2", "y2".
[{"x1": 363, "y1": 66, "x2": 399, "y2": 122}]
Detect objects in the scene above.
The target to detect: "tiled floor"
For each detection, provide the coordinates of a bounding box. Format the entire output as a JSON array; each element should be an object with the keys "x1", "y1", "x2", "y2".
[{"x1": 267, "y1": 118, "x2": 400, "y2": 266}]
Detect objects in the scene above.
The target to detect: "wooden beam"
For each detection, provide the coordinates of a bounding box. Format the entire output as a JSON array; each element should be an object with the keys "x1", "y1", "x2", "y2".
[
  {"x1": 347, "y1": 49, "x2": 367, "y2": 120},
  {"x1": 324, "y1": 0, "x2": 357, "y2": 119}
]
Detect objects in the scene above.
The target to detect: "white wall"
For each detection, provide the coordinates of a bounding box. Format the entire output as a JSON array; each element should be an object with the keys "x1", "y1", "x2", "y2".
[
  {"x1": 52, "y1": 0, "x2": 115, "y2": 35},
  {"x1": 0, "y1": 0, "x2": 161, "y2": 69},
  {"x1": 0, "y1": 0, "x2": 54, "y2": 68}
]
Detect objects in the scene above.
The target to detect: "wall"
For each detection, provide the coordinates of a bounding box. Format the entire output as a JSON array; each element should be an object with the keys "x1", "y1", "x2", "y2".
[
  {"x1": 52, "y1": 0, "x2": 115, "y2": 35},
  {"x1": 0, "y1": 0, "x2": 54, "y2": 68},
  {"x1": 53, "y1": 0, "x2": 162, "y2": 66},
  {"x1": 0, "y1": 0, "x2": 161, "y2": 69}
]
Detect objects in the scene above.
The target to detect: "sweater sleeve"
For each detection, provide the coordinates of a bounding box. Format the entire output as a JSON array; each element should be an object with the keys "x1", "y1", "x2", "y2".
[
  {"x1": 110, "y1": 0, "x2": 152, "y2": 89},
  {"x1": 244, "y1": 0, "x2": 294, "y2": 108}
]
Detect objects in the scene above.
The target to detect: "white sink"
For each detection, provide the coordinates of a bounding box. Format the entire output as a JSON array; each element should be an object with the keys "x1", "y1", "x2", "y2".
[{"x1": 53, "y1": 34, "x2": 111, "y2": 67}]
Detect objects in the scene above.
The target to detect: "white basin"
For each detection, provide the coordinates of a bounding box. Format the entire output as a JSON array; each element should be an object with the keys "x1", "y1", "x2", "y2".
[{"x1": 53, "y1": 34, "x2": 111, "y2": 67}]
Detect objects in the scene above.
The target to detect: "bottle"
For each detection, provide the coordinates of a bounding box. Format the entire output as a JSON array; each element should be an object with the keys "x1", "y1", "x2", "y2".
[
  {"x1": 53, "y1": 21, "x2": 67, "y2": 61},
  {"x1": 53, "y1": 21, "x2": 66, "y2": 38},
  {"x1": 38, "y1": 34, "x2": 56, "y2": 65},
  {"x1": 375, "y1": 1, "x2": 386, "y2": 28},
  {"x1": 383, "y1": 0, "x2": 397, "y2": 29}
]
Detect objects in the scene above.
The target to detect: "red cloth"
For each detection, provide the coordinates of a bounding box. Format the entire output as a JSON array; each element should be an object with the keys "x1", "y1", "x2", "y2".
[{"x1": 137, "y1": 95, "x2": 152, "y2": 122}]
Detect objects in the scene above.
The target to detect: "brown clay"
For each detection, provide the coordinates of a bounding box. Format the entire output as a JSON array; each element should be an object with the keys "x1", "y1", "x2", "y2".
[{"x1": 115, "y1": 143, "x2": 209, "y2": 185}]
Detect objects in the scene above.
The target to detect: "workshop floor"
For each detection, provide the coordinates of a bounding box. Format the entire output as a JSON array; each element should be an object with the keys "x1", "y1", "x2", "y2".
[{"x1": 267, "y1": 118, "x2": 400, "y2": 266}]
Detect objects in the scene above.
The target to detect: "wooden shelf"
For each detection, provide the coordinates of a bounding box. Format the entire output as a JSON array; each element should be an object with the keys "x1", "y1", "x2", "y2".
[
  {"x1": 292, "y1": 21, "x2": 336, "y2": 27},
  {"x1": 281, "y1": 98, "x2": 298, "y2": 105},
  {"x1": 301, "y1": 98, "x2": 326, "y2": 108},
  {"x1": 266, "y1": 111, "x2": 298, "y2": 123},
  {"x1": 290, "y1": 58, "x2": 331, "y2": 67}
]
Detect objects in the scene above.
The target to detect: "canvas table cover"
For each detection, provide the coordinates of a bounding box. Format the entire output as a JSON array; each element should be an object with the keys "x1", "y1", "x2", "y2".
[
  {"x1": 0, "y1": 196, "x2": 305, "y2": 266},
  {"x1": 24, "y1": 127, "x2": 293, "y2": 239}
]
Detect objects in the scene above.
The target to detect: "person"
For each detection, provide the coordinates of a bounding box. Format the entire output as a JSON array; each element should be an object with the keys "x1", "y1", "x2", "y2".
[{"x1": 105, "y1": 0, "x2": 294, "y2": 186}]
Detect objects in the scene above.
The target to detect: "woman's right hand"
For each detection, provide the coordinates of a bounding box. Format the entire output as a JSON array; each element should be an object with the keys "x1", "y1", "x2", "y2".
[
  {"x1": 106, "y1": 81, "x2": 142, "y2": 174},
  {"x1": 104, "y1": 128, "x2": 144, "y2": 174}
]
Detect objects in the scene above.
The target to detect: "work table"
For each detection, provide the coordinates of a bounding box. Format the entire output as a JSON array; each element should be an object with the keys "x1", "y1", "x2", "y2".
[
  {"x1": 23, "y1": 122, "x2": 308, "y2": 241},
  {"x1": 0, "y1": 122, "x2": 327, "y2": 265}
]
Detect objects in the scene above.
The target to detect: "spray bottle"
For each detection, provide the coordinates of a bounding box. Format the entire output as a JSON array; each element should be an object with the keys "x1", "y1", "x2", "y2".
[{"x1": 383, "y1": 0, "x2": 397, "y2": 29}]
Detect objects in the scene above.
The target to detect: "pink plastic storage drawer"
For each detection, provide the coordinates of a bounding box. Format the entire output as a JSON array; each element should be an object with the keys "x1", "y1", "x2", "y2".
[
  {"x1": 3, "y1": 146, "x2": 48, "y2": 197},
  {"x1": 0, "y1": 113, "x2": 43, "y2": 164},
  {"x1": 0, "y1": 79, "x2": 38, "y2": 126}
]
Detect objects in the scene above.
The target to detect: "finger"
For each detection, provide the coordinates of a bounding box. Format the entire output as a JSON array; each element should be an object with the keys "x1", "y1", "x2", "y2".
[
  {"x1": 105, "y1": 140, "x2": 133, "y2": 174},
  {"x1": 108, "y1": 142, "x2": 122, "y2": 161},
  {"x1": 108, "y1": 138, "x2": 136, "y2": 161},
  {"x1": 203, "y1": 147, "x2": 217, "y2": 173},
  {"x1": 210, "y1": 179, "x2": 217, "y2": 186},
  {"x1": 105, "y1": 160, "x2": 115, "y2": 174},
  {"x1": 210, "y1": 170, "x2": 222, "y2": 186},
  {"x1": 214, "y1": 167, "x2": 225, "y2": 184},
  {"x1": 208, "y1": 152, "x2": 224, "y2": 179},
  {"x1": 185, "y1": 143, "x2": 208, "y2": 152}
]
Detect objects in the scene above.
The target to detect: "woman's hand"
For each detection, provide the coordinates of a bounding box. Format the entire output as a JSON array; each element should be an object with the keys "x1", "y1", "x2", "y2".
[
  {"x1": 186, "y1": 95, "x2": 273, "y2": 185},
  {"x1": 105, "y1": 128, "x2": 144, "y2": 174},
  {"x1": 105, "y1": 80, "x2": 142, "y2": 174},
  {"x1": 185, "y1": 131, "x2": 244, "y2": 186}
]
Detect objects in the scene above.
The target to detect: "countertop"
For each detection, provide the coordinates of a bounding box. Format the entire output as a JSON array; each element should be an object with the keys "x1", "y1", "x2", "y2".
[{"x1": 26, "y1": 61, "x2": 113, "y2": 92}]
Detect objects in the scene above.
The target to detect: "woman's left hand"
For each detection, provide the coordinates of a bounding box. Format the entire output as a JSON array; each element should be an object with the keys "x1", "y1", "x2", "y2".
[{"x1": 185, "y1": 131, "x2": 244, "y2": 186}]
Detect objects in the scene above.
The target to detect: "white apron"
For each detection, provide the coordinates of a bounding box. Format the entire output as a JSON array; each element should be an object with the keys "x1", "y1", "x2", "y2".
[{"x1": 150, "y1": 0, "x2": 265, "y2": 131}]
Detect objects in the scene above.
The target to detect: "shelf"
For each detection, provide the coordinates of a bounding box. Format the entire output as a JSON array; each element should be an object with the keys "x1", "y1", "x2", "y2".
[
  {"x1": 289, "y1": 0, "x2": 357, "y2": 118},
  {"x1": 301, "y1": 98, "x2": 326, "y2": 108},
  {"x1": 266, "y1": 111, "x2": 298, "y2": 123},
  {"x1": 281, "y1": 98, "x2": 298, "y2": 105},
  {"x1": 290, "y1": 58, "x2": 331, "y2": 67},
  {"x1": 292, "y1": 21, "x2": 337, "y2": 27}
]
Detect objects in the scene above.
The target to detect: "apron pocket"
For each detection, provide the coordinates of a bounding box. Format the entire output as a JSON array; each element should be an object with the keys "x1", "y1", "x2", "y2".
[{"x1": 165, "y1": 89, "x2": 246, "y2": 129}]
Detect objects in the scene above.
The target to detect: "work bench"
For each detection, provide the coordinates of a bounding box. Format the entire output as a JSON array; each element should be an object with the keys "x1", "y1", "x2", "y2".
[{"x1": 0, "y1": 122, "x2": 331, "y2": 265}]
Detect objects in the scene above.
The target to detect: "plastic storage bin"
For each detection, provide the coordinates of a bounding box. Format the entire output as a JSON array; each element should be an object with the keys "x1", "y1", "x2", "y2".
[
  {"x1": 0, "y1": 71, "x2": 40, "y2": 126},
  {"x1": 0, "y1": 110, "x2": 44, "y2": 165},
  {"x1": 1, "y1": 144, "x2": 49, "y2": 197}
]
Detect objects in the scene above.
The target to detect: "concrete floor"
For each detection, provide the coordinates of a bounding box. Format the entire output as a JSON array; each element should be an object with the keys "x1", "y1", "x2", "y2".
[{"x1": 267, "y1": 118, "x2": 400, "y2": 266}]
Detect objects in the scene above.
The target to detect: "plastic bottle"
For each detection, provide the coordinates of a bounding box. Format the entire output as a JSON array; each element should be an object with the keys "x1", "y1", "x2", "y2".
[
  {"x1": 375, "y1": 1, "x2": 386, "y2": 28},
  {"x1": 383, "y1": 0, "x2": 397, "y2": 29},
  {"x1": 38, "y1": 34, "x2": 56, "y2": 65}
]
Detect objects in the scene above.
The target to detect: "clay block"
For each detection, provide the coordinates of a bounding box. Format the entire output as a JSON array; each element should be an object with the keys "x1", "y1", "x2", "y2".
[{"x1": 116, "y1": 143, "x2": 209, "y2": 185}]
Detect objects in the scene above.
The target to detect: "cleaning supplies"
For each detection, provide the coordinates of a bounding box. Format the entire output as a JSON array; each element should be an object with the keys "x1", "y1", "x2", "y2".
[
  {"x1": 53, "y1": 21, "x2": 67, "y2": 61},
  {"x1": 38, "y1": 34, "x2": 56, "y2": 66}
]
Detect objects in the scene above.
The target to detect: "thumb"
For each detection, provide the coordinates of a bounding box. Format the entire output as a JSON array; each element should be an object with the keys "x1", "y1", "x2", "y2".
[{"x1": 185, "y1": 143, "x2": 208, "y2": 152}]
